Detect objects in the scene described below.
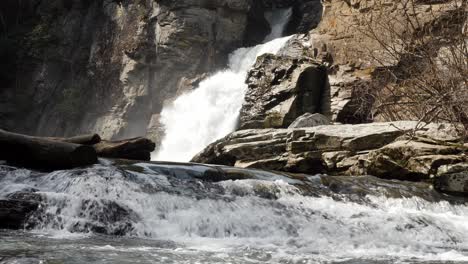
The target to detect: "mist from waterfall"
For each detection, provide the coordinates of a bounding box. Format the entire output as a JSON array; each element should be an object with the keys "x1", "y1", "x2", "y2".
[{"x1": 153, "y1": 9, "x2": 293, "y2": 162}]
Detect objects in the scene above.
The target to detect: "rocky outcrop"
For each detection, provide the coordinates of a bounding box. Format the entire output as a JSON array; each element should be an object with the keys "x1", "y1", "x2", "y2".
[
  {"x1": 0, "y1": 199, "x2": 39, "y2": 229},
  {"x1": 239, "y1": 54, "x2": 328, "y2": 129},
  {"x1": 277, "y1": 0, "x2": 466, "y2": 124},
  {"x1": 192, "y1": 121, "x2": 467, "y2": 180},
  {"x1": 0, "y1": 0, "x2": 262, "y2": 140},
  {"x1": 434, "y1": 163, "x2": 468, "y2": 195},
  {"x1": 285, "y1": 0, "x2": 323, "y2": 35}
]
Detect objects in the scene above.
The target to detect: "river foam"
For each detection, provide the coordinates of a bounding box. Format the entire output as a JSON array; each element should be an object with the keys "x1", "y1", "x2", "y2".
[{"x1": 2, "y1": 162, "x2": 468, "y2": 263}]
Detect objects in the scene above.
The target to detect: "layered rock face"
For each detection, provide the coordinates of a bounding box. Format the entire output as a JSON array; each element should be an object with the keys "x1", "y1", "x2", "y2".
[
  {"x1": 239, "y1": 54, "x2": 328, "y2": 129},
  {"x1": 193, "y1": 121, "x2": 467, "y2": 181},
  {"x1": 0, "y1": 0, "x2": 262, "y2": 139}
]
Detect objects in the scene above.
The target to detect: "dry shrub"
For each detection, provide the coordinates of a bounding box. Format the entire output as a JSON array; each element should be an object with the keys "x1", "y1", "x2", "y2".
[{"x1": 352, "y1": 0, "x2": 467, "y2": 138}]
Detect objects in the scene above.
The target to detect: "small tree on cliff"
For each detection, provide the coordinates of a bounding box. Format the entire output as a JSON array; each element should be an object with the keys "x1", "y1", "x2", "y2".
[{"x1": 351, "y1": 0, "x2": 467, "y2": 137}]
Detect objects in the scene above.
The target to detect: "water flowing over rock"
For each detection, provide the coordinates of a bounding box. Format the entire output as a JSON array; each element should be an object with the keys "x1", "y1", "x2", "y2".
[
  {"x1": 154, "y1": 8, "x2": 293, "y2": 162},
  {"x1": 1, "y1": 0, "x2": 468, "y2": 262},
  {"x1": 2, "y1": 160, "x2": 468, "y2": 262},
  {"x1": 192, "y1": 121, "x2": 467, "y2": 180},
  {"x1": 0, "y1": 199, "x2": 39, "y2": 229}
]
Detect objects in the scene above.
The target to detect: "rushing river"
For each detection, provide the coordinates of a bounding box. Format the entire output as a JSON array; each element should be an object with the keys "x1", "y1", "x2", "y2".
[{"x1": 1, "y1": 160, "x2": 468, "y2": 264}]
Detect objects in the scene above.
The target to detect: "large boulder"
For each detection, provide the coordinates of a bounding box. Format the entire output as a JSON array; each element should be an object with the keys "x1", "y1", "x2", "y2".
[
  {"x1": 288, "y1": 113, "x2": 331, "y2": 128},
  {"x1": 239, "y1": 54, "x2": 328, "y2": 129},
  {"x1": 192, "y1": 121, "x2": 467, "y2": 180},
  {"x1": 434, "y1": 163, "x2": 468, "y2": 195},
  {"x1": 0, "y1": 199, "x2": 39, "y2": 229}
]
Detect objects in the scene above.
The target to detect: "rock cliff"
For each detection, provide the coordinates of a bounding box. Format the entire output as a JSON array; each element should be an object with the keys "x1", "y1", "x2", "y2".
[
  {"x1": 239, "y1": 54, "x2": 328, "y2": 129},
  {"x1": 0, "y1": 0, "x2": 270, "y2": 139}
]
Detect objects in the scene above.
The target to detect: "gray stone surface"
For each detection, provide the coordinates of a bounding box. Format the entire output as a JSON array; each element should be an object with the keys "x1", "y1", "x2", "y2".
[
  {"x1": 288, "y1": 113, "x2": 331, "y2": 128},
  {"x1": 0, "y1": 0, "x2": 258, "y2": 140},
  {"x1": 192, "y1": 121, "x2": 467, "y2": 180},
  {"x1": 239, "y1": 54, "x2": 328, "y2": 129}
]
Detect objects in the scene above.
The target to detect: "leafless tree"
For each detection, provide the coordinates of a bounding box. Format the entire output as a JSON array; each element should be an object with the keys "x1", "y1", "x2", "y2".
[{"x1": 351, "y1": 0, "x2": 467, "y2": 138}]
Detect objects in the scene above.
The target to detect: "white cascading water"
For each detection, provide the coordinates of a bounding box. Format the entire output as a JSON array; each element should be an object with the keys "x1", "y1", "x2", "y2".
[
  {"x1": 2, "y1": 163, "x2": 468, "y2": 263},
  {"x1": 3, "y1": 8, "x2": 468, "y2": 264},
  {"x1": 154, "y1": 9, "x2": 293, "y2": 162}
]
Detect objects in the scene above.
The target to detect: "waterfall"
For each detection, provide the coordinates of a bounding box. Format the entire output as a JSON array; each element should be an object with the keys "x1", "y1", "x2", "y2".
[{"x1": 153, "y1": 9, "x2": 293, "y2": 162}]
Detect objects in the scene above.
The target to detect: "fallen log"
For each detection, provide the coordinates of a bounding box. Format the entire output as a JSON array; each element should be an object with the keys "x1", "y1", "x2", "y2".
[
  {"x1": 94, "y1": 137, "x2": 156, "y2": 161},
  {"x1": 0, "y1": 129, "x2": 98, "y2": 170},
  {"x1": 46, "y1": 133, "x2": 102, "y2": 145}
]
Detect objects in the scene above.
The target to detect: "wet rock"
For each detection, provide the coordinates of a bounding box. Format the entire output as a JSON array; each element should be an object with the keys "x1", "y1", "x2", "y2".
[
  {"x1": 67, "y1": 200, "x2": 139, "y2": 236},
  {"x1": 320, "y1": 175, "x2": 452, "y2": 203},
  {"x1": 239, "y1": 54, "x2": 328, "y2": 129},
  {"x1": 0, "y1": 199, "x2": 39, "y2": 229},
  {"x1": 434, "y1": 171, "x2": 468, "y2": 196},
  {"x1": 6, "y1": 191, "x2": 43, "y2": 202},
  {"x1": 288, "y1": 113, "x2": 331, "y2": 128},
  {"x1": 434, "y1": 163, "x2": 468, "y2": 195}
]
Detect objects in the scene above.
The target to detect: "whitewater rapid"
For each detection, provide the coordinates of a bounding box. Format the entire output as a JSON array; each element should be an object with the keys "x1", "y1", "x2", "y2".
[
  {"x1": 2, "y1": 163, "x2": 468, "y2": 263},
  {"x1": 154, "y1": 9, "x2": 293, "y2": 162}
]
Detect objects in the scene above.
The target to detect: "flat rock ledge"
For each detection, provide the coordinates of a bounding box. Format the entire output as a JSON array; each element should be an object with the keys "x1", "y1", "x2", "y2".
[{"x1": 192, "y1": 121, "x2": 467, "y2": 188}]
